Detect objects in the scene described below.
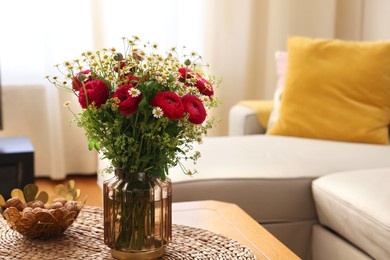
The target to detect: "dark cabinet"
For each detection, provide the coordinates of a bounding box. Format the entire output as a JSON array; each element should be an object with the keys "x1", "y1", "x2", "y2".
[{"x1": 0, "y1": 136, "x2": 34, "y2": 199}]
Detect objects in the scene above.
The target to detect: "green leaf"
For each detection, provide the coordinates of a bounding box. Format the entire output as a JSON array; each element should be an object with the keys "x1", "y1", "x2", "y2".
[
  {"x1": 88, "y1": 141, "x2": 94, "y2": 151},
  {"x1": 67, "y1": 180, "x2": 76, "y2": 191},
  {"x1": 36, "y1": 191, "x2": 49, "y2": 204},
  {"x1": 0, "y1": 195, "x2": 5, "y2": 207},
  {"x1": 94, "y1": 141, "x2": 100, "y2": 150},
  {"x1": 139, "y1": 155, "x2": 153, "y2": 163},
  {"x1": 138, "y1": 97, "x2": 149, "y2": 111},
  {"x1": 175, "y1": 147, "x2": 186, "y2": 155},
  {"x1": 23, "y1": 184, "x2": 39, "y2": 203},
  {"x1": 88, "y1": 138, "x2": 100, "y2": 151}
]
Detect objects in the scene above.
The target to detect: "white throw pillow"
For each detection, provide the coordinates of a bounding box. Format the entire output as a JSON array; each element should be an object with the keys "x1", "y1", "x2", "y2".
[{"x1": 266, "y1": 51, "x2": 287, "y2": 131}]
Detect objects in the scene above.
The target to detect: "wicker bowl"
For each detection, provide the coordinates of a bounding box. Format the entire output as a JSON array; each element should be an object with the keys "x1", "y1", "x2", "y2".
[{"x1": 0, "y1": 180, "x2": 86, "y2": 239}]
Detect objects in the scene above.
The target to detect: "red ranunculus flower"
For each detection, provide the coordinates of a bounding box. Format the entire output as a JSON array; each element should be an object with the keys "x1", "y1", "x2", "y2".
[
  {"x1": 182, "y1": 94, "x2": 207, "y2": 124},
  {"x1": 72, "y1": 70, "x2": 91, "y2": 91},
  {"x1": 195, "y1": 78, "x2": 214, "y2": 96},
  {"x1": 151, "y1": 91, "x2": 184, "y2": 120},
  {"x1": 178, "y1": 67, "x2": 198, "y2": 82},
  {"x1": 78, "y1": 80, "x2": 109, "y2": 109},
  {"x1": 114, "y1": 61, "x2": 126, "y2": 73},
  {"x1": 113, "y1": 85, "x2": 142, "y2": 116},
  {"x1": 123, "y1": 75, "x2": 140, "y2": 87}
]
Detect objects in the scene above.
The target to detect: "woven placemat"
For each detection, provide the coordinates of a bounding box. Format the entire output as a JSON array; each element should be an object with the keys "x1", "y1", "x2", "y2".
[{"x1": 0, "y1": 206, "x2": 256, "y2": 260}]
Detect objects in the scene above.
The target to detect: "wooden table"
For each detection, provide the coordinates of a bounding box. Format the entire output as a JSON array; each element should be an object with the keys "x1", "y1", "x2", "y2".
[
  {"x1": 0, "y1": 200, "x2": 300, "y2": 259},
  {"x1": 173, "y1": 200, "x2": 300, "y2": 260}
]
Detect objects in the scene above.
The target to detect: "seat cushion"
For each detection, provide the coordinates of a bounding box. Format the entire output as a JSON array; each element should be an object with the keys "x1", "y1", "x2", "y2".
[
  {"x1": 312, "y1": 168, "x2": 390, "y2": 259},
  {"x1": 311, "y1": 224, "x2": 372, "y2": 260},
  {"x1": 170, "y1": 135, "x2": 390, "y2": 223}
]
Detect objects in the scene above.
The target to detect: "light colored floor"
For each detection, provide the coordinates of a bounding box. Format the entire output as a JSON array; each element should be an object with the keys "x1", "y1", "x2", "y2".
[{"x1": 35, "y1": 175, "x2": 103, "y2": 207}]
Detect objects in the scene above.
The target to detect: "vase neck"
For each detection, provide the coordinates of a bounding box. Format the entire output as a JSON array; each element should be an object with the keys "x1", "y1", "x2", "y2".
[{"x1": 115, "y1": 169, "x2": 146, "y2": 181}]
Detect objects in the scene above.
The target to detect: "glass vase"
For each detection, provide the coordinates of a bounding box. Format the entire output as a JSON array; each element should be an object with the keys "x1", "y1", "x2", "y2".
[{"x1": 103, "y1": 169, "x2": 172, "y2": 259}]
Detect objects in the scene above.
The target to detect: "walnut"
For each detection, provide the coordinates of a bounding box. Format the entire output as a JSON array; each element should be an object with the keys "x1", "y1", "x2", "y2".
[
  {"x1": 22, "y1": 207, "x2": 33, "y2": 213},
  {"x1": 5, "y1": 197, "x2": 24, "y2": 211},
  {"x1": 28, "y1": 200, "x2": 45, "y2": 209},
  {"x1": 51, "y1": 201, "x2": 64, "y2": 209},
  {"x1": 32, "y1": 207, "x2": 44, "y2": 214},
  {"x1": 52, "y1": 198, "x2": 67, "y2": 205}
]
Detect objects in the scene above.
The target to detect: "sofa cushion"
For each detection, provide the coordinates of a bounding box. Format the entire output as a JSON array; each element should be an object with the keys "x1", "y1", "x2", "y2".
[
  {"x1": 170, "y1": 135, "x2": 390, "y2": 224},
  {"x1": 268, "y1": 36, "x2": 390, "y2": 145},
  {"x1": 311, "y1": 224, "x2": 373, "y2": 260},
  {"x1": 312, "y1": 168, "x2": 390, "y2": 259}
]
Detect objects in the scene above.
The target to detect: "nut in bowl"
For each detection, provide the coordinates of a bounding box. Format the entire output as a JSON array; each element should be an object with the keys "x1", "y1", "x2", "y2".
[{"x1": 0, "y1": 180, "x2": 87, "y2": 239}]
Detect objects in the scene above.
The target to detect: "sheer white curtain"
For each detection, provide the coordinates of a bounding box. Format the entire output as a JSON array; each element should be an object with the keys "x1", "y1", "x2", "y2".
[
  {"x1": 93, "y1": 0, "x2": 205, "y2": 52},
  {"x1": 0, "y1": 0, "x2": 206, "y2": 179},
  {"x1": 0, "y1": 0, "x2": 95, "y2": 179},
  {"x1": 1, "y1": 0, "x2": 389, "y2": 179}
]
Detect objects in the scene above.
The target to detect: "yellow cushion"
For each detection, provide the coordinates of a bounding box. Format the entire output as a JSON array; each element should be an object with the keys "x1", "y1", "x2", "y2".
[
  {"x1": 239, "y1": 100, "x2": 273, "y2": 128},
  {"x1": 268, "y1": 36, "x2": 390, "y2": 144}
]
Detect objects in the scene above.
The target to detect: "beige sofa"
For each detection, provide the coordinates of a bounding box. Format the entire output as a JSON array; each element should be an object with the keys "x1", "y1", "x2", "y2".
[{"x1": 169, "y1": 102, "x2": 390, "y2": 260}]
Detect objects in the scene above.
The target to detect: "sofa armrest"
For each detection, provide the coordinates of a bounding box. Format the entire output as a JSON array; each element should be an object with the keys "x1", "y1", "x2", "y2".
[{"x1": 228, "y1": 100, "x2": 273, "y2": 136}]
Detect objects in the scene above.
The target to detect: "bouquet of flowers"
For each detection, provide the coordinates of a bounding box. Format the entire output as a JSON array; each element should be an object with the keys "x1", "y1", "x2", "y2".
[
  {"x1": 47, "y1": 36, "x2": 219, "y2": 257},
  {"x1": 47, "y1": 36, "x2": 220, "y2": 180}
]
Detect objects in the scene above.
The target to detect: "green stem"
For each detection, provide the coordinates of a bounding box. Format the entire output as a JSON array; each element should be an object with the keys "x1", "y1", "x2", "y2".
[
  {"x1": 115, "y1": 186, "x2": 152, "y2": 250},
  {"x1": 82, "y1": 83, "x2": 90, "y2": 107}
]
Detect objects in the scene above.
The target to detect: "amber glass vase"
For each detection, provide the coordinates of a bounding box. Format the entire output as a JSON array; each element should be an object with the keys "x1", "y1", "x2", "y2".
[{"x1": 103, "y1": 169, "x2": 172, "y2": 259}]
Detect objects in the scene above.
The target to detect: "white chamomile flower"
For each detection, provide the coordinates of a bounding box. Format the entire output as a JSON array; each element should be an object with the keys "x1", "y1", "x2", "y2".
[
  {"x1": 201, "y1": 95, "x2": 210, "y2": 103},
  {"x1": 186, "y1": 169, "x2": 197, "y2": 176},
  {"x1": 63, "y1": 101, "x2": 71, "y2": 107},
  {"x1": 152, "y1": 107, "x2": 164, "y2": 118},
  {"x1": 128, "y1": 88, "x2": 141, "y2": 98}
]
